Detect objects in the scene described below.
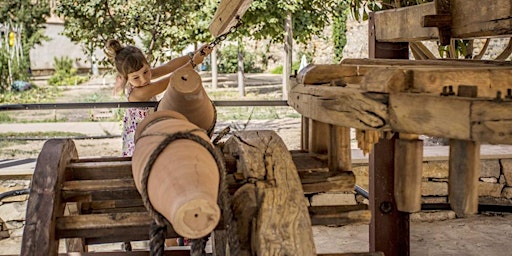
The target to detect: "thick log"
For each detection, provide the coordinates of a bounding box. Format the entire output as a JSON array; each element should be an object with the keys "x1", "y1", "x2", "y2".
[
  {"x1": 21, "y1": 139, "x2": 78, "y2": 256},
  {"x1": 374, "y1": 0, "x2": 512, "y2": 42},
  {"x1": 289, "y1": 86, "x2": 389, "y2": 130},
  {"x1": 309, "y1": 205, "x2": 370, "y2": 226},
  {"x1": 329, "y1": 125, "x2": 352, "y2": 173},
  {"x1": 309, "y1": 120, "x2": 330, "y2": 154},
  {"x1": 223, "y1": 130, "x2": 316, "y2": 255}
]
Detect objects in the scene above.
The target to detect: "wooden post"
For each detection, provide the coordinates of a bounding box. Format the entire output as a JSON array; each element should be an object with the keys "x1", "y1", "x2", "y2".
[
  {"x1": 301, "y1": 116, "x2": 310, "y2": 151},
  {"x1": 449, "y1": 85, "x2": 480, "y2": 217},
  {"x1": 309, "y1": 119, "x2": 330, "y2": 154},
  {"x1": 329, "y1": 125, "x2": 352, "y2": 172},
  {"x1": 368, "y1": 11, "x2": 410, "y2": 256},
  {"x1": 394, "y1": 134, "x2": 423, "y2": 212}
]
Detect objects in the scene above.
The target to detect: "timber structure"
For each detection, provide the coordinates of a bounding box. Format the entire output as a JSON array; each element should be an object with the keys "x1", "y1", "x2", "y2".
[
  {"x1": 18, "y1": 0, "x2": 512, "y2": 255},
  {"x1": 289, "y1": 0, "x2": 512, "y2": 255}
]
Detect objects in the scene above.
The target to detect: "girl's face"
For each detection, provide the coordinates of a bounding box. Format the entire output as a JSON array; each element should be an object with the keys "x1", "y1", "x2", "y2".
[{"x1": 127, "y1": 64, "x2": 151, "y2": 88}]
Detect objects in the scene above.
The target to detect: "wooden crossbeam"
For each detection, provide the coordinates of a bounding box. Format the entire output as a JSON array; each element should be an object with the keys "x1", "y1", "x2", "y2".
[
  {"x1": 374, "y1": 0, "x2": 512, "y2": 42},
  {"x1": 289, "y1": 85, "x2": 512, "y2": 144}
]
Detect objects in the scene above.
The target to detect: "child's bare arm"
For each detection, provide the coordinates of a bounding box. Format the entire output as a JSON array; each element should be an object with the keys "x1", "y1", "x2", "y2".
[
  {"x1": 151, "y1": 45, "x2": 213, "y2": 79},
  {"x1": 128, "y1": 77, "x2": 170, "y2": 102}
]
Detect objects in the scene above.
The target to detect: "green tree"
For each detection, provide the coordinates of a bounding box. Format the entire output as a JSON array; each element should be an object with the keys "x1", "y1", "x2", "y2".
[
  {"x1": 55, "y1": 0, "x2": 212, "y2": 65},
  {"x1": 0, "y1": 0, "x2": 50, "y2": 90}
]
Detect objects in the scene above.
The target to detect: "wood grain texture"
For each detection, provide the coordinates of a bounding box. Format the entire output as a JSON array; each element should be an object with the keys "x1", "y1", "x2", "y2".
[
  {"x1": 289, "y1": 86, "x2": 389, "y2": 130},
  {"x1": 223, "y1": 130, "x2": 316, "y2": 255},
  {"x1": 208, "y1": 0, "x2": 253, "y2": 37},
  {"x1": 375, "y1": 0, "x2": 512, "y2": 42},
  {"x1": 21, "y1": 139, "x2": 78, "y2": 256},
  {"x1": 394, "y1": 138, "x2": 423, "y2": 213}
]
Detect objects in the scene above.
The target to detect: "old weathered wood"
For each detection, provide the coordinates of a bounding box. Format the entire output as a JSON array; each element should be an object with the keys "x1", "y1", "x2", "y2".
[
  {"x1": 21, "y1": 139, "x2": 78, "y2": 256},
  {"x1": 80, "y1": 200, "x2": 146, "y2": 214},
  {"x1": 309, "y1": 119, "x2": 330, "y2": 154},
  {"x1": 64, "y1": 203, "x2": 86, "y2": 253},
  {"x1": 209, "y1": 0, "x2": 253, "y2": 37},
  {"x1": 61, "y1": 179, "x2": 140, "y2": 202},
  {"x1": 67, "y1": 160, "x2": 132, "y2": 180},
  {"x1": 374, "y1": 0, "x2": 512, "y2": 42},
  {"x1": 57, "y1": 251, "x2": 189, "y2": 256},
  {"x1": 328, "y1": 125, "x2": 352, "y2": 173},
  {"x1": 472, "y1": 100, "x2": 512, "y2": 144},
  {"x1": 389, "y1": 93, "x2": 471, "y2": 139},
  {"x1": 223, "y1": 130, "x2": 316, "y2": 255},
  {"x1": 289, "y1": 86, "x2": 389, "y2": 131},
  {"x1": 55, "y1": 212, "x2": 180, "y2": 242},
  {"x1": 423, "y1": 0, "x2": 451, "y2": 45},
  {"x1": 394, "y1": 137, "x2": 423, "y2": 212},
  {"x1": 309, "y1": 205, "x2": 370, "y2": 226},
  {"x1": 449, "y1": 85, "x2": 480, "y2": 218},
  {"x1": 361, "y1": 66, "x2": 512, "y2": 97}
]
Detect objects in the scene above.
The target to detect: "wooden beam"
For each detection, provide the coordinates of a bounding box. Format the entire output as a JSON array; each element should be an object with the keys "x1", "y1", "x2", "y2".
[
  {"x1": 374, "y1": 0, "x2": 512, "y2": 42},
  {"x1": 67, "y1": 160, "x2": 132, "y2": 180},
  {"x1": 394, "y1": 137, "x2": 423, "y2": 212},
  {"x1": 209, "y1": 0, "x2": 253, "y2": 37},
  {"x1": 288, "y1": 86, "x2": 389, "y2": 131}
]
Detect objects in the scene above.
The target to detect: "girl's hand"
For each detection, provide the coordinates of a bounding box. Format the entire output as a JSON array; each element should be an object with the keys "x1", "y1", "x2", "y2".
[{"x1": 192, "y1": 44, "x2": 213, "y2": 65}]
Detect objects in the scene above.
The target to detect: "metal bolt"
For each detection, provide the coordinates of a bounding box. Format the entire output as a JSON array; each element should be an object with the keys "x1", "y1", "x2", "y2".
[
  {"x1": 496, "y1": 91, "x2": 503, "y2": 102},
  {"x1": 379, "y1": 201, "x2": 393, "y2": 214},
  {"x1": 440, "y1": 86, "x2": 448, "y2": 96},
  {"x1": 448, "y1": 85, "x2": 455, "y2": 96},
  {"x1": 506, "y1": 88, "x2": 512, "y2": 100}
]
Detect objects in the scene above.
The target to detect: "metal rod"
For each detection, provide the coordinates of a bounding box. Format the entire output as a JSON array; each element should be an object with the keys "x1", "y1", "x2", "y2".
[{"x1": 0, "y1": 100, "x2": 289, "y2": 111}]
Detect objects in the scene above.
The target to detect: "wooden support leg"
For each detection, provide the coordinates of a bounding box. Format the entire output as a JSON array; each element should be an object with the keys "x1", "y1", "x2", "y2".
[
  {"x1": 449, "y1": 85, "x2": 480, "y2": 217},
  {"x1": 368, "y1": 11, "x2": 410, "y2": 256},
  {"x1": 302, "y1": 116, "x2": 310, "y2": 151},
  {"x1": 329, "y1": 125, "x2": 352, "y2": 173},
  {"x1": 309, "y1": 119, "x2": 329, "y2": 154},
  {"x1": 369, "y1": 135, "x2": 410, "y2": 256},
  {"x1": 394, "y1": 134, "x2": 423, "y2": 213}
]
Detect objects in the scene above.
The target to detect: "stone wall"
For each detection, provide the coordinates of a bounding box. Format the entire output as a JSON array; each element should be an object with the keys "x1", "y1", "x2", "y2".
[{"x1": 352, "y1": 156, "x2": 512, "y2": 205}]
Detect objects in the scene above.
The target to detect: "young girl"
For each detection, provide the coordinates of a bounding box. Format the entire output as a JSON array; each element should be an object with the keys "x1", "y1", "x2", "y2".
[{"x1": 105, "y1": 39, "x2": 212, "y2": 156}]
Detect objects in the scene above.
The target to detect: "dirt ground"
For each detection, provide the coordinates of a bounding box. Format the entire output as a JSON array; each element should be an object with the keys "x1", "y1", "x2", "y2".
[{"x1": 2, "y1": 77, "x2": 512, "y2": 255}]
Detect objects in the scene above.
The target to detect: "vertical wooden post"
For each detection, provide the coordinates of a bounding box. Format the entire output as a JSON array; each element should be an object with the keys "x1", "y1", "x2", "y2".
[
  {"x1": 368, "y1": 11, "x2": 410, "y2": 256},
  {"x1": 309, "y1": 119, "x2": 330, "y2": 154},
  {"x1": 449, "y1": 85, "x2": 480, "y2": 217},
  {"x1": 301, "y1": 116, "x2": 310, "y2": 151},
  {"x1": 329, "y1": 125, "x2": 352, "y2": 172},
  {"x1": 394, "y1": 134, "x2": 423, "y2": 212}
]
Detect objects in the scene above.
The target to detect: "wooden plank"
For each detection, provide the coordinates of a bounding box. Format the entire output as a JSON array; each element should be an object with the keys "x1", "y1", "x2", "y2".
[
  {"x1": 55, "y1": 212, "x2": 180, "y2": 241},
  {"x1": 208, "y1": 0, "x2": 253, "y2": 37},
  {"x1": 309, "y1": 205, "x2": 370, "y2": 226},
  {"x1": 389, "y1": 93, "x2": 471, "y2": 140},
  {"x1": 80, "y1": 200, "x2": 146, "y2": 214},
  {"x1": 67, "y1": 161, "x2": 132, "y2": 180},
  {"x1": 374, "y1": 0, "x2": 512, "y2": 42},
  {"x1": 361, "y1": 66, "x2": 512, "y2": 97},
  {"x1": 61, "y1": 179, "x2": 141, "y2": 201},
  {"x1": 471, "y1": 100, "x2": 512, "y2": 144},
  {"x1": 58, "y1": 251, "x2": 190, "y2": 256},
  {"x1": 21, "y1": 139, "x2": 78, "y2": 256},
  {"x1": 289, "y1": 86, "x2": 389, "y2": 130}
]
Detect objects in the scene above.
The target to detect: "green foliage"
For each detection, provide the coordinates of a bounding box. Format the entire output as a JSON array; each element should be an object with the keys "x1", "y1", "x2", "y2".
[
  {"x1": 217, "y1": 44, "x2": 263, "y2": 73},
  {"x1": 270, "y1": 61, "x2": 301, "y2": 74},
  {"x1": 55, "y1": 0, "x2": 211, "y2": 65},
  {"x1": 332, "y1": 2, "x2": 349, "y2": 63},
  {"x1": 0, "y1": 0, "x2": 50, "y2": 90},
  {"x1": 348, "y1": 0, "x2": 433, "y2": 21},
  {"x1": 0, "y1": 85, "x2": 61, "y2": 104},
  {"x1": 48, "y1": 57, "x2": 89, "y2": 86}
]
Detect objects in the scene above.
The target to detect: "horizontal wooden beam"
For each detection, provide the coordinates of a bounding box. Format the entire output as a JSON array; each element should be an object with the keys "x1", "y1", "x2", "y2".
[
  {"x1": 374, "y1": 0, "x2": 512, "y2": 42},
  {"x1": 290, "y1": 84, "x2": 512, "y2": 143},
  {"x1": 288, "y1": 86, "x2": 390, "y2": 130}
]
